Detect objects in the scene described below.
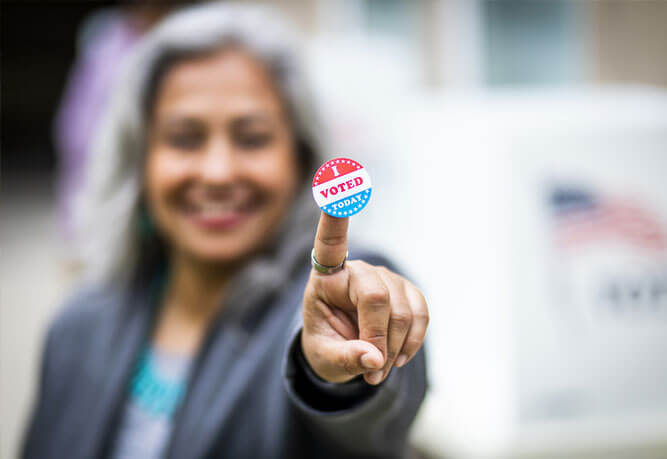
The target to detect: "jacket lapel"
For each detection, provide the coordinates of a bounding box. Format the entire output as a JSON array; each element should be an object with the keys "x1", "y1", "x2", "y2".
[
  {"x1": 165, "y1": 278, "x2": 304, "y2": 459},
  {"x1": 74, "y1": 286, "x2": 156, "y2": 459}
]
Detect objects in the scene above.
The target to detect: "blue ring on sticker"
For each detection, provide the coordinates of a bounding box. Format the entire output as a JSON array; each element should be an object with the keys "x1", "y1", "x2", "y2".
[{"x1": 312, "y1": 158, "x2": 372, "y2": 218}]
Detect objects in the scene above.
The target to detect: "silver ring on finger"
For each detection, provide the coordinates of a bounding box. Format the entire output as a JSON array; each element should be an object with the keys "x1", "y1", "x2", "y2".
[{"x1": 311, "y1": 248, "x2": 348, "y2": 274}]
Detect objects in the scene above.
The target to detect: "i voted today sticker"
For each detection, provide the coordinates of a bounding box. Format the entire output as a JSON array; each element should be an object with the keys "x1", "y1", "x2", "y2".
[{"x1": 312, "y1": 158, "x2": 372, "y2": 218}]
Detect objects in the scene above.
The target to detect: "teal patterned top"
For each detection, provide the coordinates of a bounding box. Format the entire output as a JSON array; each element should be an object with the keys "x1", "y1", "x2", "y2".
[
  {"x1": 111, "y1": 348, "x2": 192, "y2": 458},
  {"x1": 129, "y1": 350, "x2": 188, "y2": 416}
]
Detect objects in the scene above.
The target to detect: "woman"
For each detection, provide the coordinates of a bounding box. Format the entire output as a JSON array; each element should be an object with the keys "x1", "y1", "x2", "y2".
[{"x1": 23, "y1": 4, "x2": 428, "y2": 459}]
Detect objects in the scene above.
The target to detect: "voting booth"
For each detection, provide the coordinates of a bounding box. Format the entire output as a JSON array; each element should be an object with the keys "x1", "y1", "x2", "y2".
[{"x1": 342, "y1": 88, "x2": 667, "y2": 458}]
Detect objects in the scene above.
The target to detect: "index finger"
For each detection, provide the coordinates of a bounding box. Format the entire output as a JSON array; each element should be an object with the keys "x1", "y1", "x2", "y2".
[{"x1": 313, "y1": 211, "x2": 349, "y2": 267}]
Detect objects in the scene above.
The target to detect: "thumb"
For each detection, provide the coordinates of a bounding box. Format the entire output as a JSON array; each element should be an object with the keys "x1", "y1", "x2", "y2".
[
  {"x1": 313, "y1": 212, "x2": 349, "y2": 268},
  {"x1": 306, "y1": 337, "x2": 384, "y2": 383}
]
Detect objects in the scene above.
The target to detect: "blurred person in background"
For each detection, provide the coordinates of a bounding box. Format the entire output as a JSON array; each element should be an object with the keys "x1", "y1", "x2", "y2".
[
  {"x1": 23, "y1": 4, "x2": 428, "y2": 459},
  {"x1": 54, "y1": 0, "x2": 193, "y2": 252}
]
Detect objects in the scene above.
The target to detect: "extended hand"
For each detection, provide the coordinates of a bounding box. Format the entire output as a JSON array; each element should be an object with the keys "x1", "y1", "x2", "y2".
[{"x1": 301, "y1": 212, "x2": 429, "y2": 385}]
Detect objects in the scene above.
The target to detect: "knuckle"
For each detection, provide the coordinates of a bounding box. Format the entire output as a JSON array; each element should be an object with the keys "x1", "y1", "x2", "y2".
[
  {"x1": 361, "y1": 287, "x2": 390, "y2": 307},
  {"x1": 390, "y1": 310, "x2": 412, "y2": 330},
  {"x1": 365, "y1": 329, "x2": 387, "y2": 341},
  {"x1": 418, "y1": 291, "x2": 429, "y2": 308},
  {"x1": 348, "y1": 260, "x2": 366, "y2": 272},
  {"x1": 405, "y1": 337, "x2": 424, "y2": 351},
  {"x1": 317, "y1": 234, "x2": 347, "y2": 247},
  {"x1": 343, "y1": 360, "x2": 356, "y2": 375},
  {"x1": 388, "y1": 269, "x2": 401, "y2": 280},
  {"x1": 378, "y1": 265, "x2": 398, "y2": 279},
  {"x1": 364, "y1": 330, "x2": 387, "y2": 348},
  {"x1": 306, "y1": 274, "x2": 324, "y2": 292},
  {"x1": 413, "y1": 309, "x2": 430, "y2": 325},
  {"x1": 339, "y1": 349, "x2": 356, "y2": 374},
  {"x1": 304, "y1": 282, "x2": 318, "y2": 301}
]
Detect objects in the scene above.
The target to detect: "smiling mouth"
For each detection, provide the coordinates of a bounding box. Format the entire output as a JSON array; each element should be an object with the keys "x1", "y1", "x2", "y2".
[{"x1": 184, "y1": 198, "x2": 261, "y2": 231}]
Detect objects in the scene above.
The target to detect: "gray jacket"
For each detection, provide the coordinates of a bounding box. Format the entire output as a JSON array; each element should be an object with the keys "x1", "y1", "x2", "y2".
[{"x1": 22, "y1": 251, "x2": 427, "y2": 459}]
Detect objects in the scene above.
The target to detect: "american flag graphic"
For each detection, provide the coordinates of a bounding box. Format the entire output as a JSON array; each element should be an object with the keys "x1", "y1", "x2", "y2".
[{"x1": 549, "y1": 187, "x2": 666, "y2": 251}]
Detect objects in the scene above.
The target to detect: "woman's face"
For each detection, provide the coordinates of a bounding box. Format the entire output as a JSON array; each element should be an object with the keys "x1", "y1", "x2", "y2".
[{"x1": 145, "y1": 48, "x2": 300, "y2": 265}]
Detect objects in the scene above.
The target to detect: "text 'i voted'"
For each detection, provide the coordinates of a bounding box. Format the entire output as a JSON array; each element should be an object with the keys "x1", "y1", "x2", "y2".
[{"x1": 312, "y1": 158, "x2": 372, "y2": 218}]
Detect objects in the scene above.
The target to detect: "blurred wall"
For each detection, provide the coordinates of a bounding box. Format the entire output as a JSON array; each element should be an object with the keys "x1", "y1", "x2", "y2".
[
  {"x1": 1, "y1": 1, "x2": 115, "y2": 174},
  {"x1": 593, "y1": 0, "x2": 667, "y2": 87}
]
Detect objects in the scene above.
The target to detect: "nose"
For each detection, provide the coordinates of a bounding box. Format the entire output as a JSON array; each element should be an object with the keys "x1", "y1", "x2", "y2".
[{"x1": 198, "y1": 136, "x2": 238, "y2": 185}]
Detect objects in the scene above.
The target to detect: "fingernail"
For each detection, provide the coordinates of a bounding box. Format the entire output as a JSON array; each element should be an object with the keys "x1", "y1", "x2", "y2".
[
  {"x1": 395, "y1": 355, "x2": 408, "y2": 367},
  {"x1": 367, "y1": 370, "x2": 383, "y2": 385},
  {"x1": 361, "y1": 353, "x2": 381, "y2": 370}
]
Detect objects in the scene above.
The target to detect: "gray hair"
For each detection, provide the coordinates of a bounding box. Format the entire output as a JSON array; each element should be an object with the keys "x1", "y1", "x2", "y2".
[{"x1": 78, "y1": 3, "x2": 327, "y2": 284}]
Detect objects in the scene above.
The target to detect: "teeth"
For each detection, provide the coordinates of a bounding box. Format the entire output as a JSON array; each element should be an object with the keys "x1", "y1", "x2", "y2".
[
  {"x1": 201, "y1": 202, "x2": 233, "y2": 212},
  {"x1": 196, "y1": 201, "x2": 244, "y2": 217}
]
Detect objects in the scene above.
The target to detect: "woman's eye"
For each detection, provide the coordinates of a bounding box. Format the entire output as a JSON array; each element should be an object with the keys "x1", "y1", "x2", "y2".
[
  {"x1": 165, "y1": 131, "x2": 204, "y2": 150},
  {"x1": 235, "y1": 132, "x2": 274, "y2": 150}
]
